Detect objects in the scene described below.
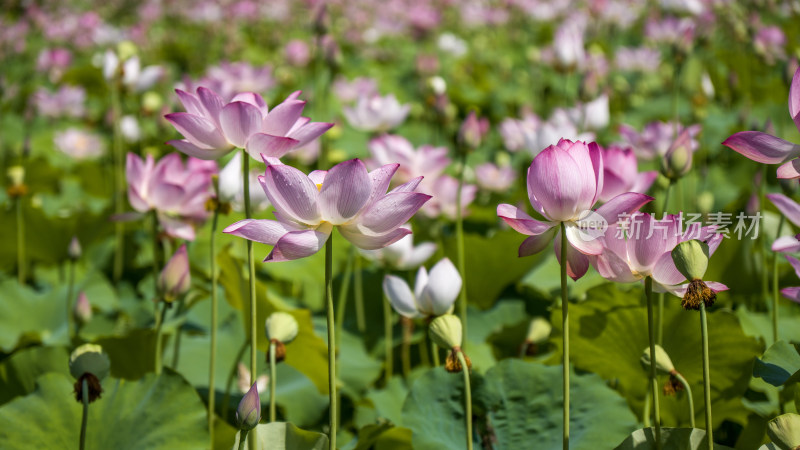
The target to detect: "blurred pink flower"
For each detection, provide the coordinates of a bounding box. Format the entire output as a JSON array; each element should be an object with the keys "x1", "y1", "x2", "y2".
[
  {"x1": 74, "y1": 292, "x2": 92, "y2": 324},
  {"x1": 54, "y1": 128, "x2": 105, "y2": 160},
  {"x1": 497, "y1": 139, "x2": 652, "y2": 280},
  {"x1": 754, "y1": 25, "x2": 786, "y2": 65},
  {"x1": 343, "y1": 93, "x2": 410, "y2": 132},
  {"x1": 723, "y1": 67, "x2": 800, "y2": 179},
  {"x1": 285, "y1": 39, "x2": 311, "y2": 67},
  {"x1": 180, "y1": 61, "x2": 275, "y2": 102},
  {"x1": 332, "y1": 76, "x2": 378, "y2": 103},
  {"x1": 368, "y1": 134, "x2": 450, "y2": 187},
  {"x1": 767, "y1": 194, "x2": 800, "y2": 254},
  {"x1": 614, "y1": 47, "x2": 661, "y2": 72},
  {"x1": 459, "y1": 111, "x2": 489, "y2": 149},
  {"x1": 34, "y1": 86, "x2": 85, "y2": 118},
  {"x1": 475, "y1": 162, "x2": 516, "y2": 193},
  {"x1": 781, "y1": 255, "x2": 800, "y2": 303},
  {"x1": 422, "y1": 175, "x2": 477, "y2": 220},
  {"x1": 36, "y1": 48, "x2": 71, "y2": 81},
  {"x1": 166, "y1": 88, "x2": 333, "y2": 161},
  {"x1": 645, "y1": 16, "x2": 695, "y2": 50},
  {"x1": 552, "y1": 14, "x2": 586, "y2": 69},
  {"x1": 159, "y1": 244, "x2": 191, "y2": 301},
  {"x1": 590, "y1": 212, "x2": 726, "y2": 295},
  {"x1": 501, "y1": 109, "x2": 594, "y2": 156},
  {"x1": 125, "y1": 152, "x2": 216, "y2": 240},
  {"x1": 619, "y1": 121, "x2": 701, "y2": 160},
  {"x1": 598, "y1": 145, "x2": 657, "y2": 203},
  {"x1": 224, "y1": 159, "x2": 431, "y2": 262}
]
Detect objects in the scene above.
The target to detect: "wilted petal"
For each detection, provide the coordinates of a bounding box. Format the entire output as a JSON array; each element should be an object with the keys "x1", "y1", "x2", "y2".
[
  {"x1": 767, "y1": 193, "x2": 800, "y2": 228},
  {"x1": 265, "y1": 227, "x2": 331, "y2": 262},
  {"x1": 246, "y1": 133, "x2": 299, "y2": 159},
  {"x1": 383, "y1": 275, "x2": 419, "y2": 318},
  {"x1": 261, "y1": 164, "x2": 320, "y2": 224},
  {"x1": 519, "y1": 227, "x2": 557, "y2": 257},
  {"x1": 223, "y1": 219, "x2": 299, "y2": 245},
  {"x1": 554, "y1": 230, "x2": 591, "y2": 280},
  {"x1": 497, "y1": 203, "x2": 554, "y2": 235},
  {"x1": 220, "y1": 101, "x2": 263, "y2": 148},
  {"x1": 418, "y1": 258, "x2": 461, "y2": 316},
  {"x1": 668, "y1": 281, "x2": 729, "y2": 297},
  {"x1": 338, "y1": 225, "x2": 411, "y2": 250},
  {"x1": 360, "y1": 192, "x2": 431, "y2": 234},
  {"x1": 165, "y1": 113, "x2": 229, "y2": 149},
  {"x1": 777, "y1": 159, "x2": 800, "y2": 179},
  {"x1": 318, "y1": 159, "x2": 372, "y2": 224},
  {"x1": 723, "y1": 131, "x2": 800, "y2": 164}
]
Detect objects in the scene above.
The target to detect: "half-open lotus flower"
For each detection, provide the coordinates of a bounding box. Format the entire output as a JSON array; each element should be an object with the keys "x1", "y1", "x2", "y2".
[
  {"x1": 343, "y1": 93, "x2": 410, "y2": 133},
  {"x1": 597, "y1": 144, "x2": 657, "y2": 203},
  {"x1": 590, "y1": 212, "x2": 728, "y2": 295},
  {"x1": 497, "y1": 139, "x2": 653, "y2": 280},
  {"x1": 165, "y1": 88, "x2": 333, "y2": 161},
  {"x1": 383, "y1": 258, "x2": 462, "y2": 318},
  {"x1": 224, "y1": 158, "x2": 431, "y2": 262},
  {"x1": 723, "y1": 66, "x2": 800, "y2": 179}
]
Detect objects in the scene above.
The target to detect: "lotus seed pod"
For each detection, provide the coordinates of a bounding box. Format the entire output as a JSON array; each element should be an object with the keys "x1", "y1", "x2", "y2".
[
  {"x1": 640, "y1": 345, "x2": 675, "y2": 375},
  {"x1": 236, "y1": 382, "x2": 261, "y2": 431},
  {"x1": 69, "y1": 344, "x2": 110, "y2": 381},
  {"x1": 429, "y1": 314, "x2": 462, "y2": 351},
  {"x1": 7, "y1": 166, "x2": 24, "y2": 187},
  {"x1": 767, "y1": 413, "x2": 800, "y2": 450},
  {"x1": 265, "y1": 312, "x2": 299, "y2": 344},
  {"x1": 68, "y1": 236, "x2": 82, "y2": 260},
  {"x1": 526, "y1": 317, "x2": 552, "y2": 344},
  {"x1": 671, "y1": 240, "x2": 709, "y2": 281}
]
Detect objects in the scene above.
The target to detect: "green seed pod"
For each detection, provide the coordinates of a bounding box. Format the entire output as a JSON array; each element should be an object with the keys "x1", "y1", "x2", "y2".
[
  {"x1": 526, "y1": 317, "x2": 552, "y2": 344},
  {"x1": 767, "y1": 413, "x2": 800, "y2": 450},
  {"x1": 429, "y1": 314, "x2": 462, "y2": 351},
  {"x1": 671, "y1": 240, "x2": 710, "y2": 281},
  {"x1": 640, "y1": 345, "x2": 675, "y2": 375},
  {"x1": 265, "y1": 312, "x2": 299, "y2": 344},
  {"x1": 69, "y1": 344, "x2": 110, "y2": 381}
]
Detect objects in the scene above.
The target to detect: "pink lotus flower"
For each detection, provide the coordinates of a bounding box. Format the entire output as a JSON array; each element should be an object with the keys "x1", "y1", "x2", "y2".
[
  {"x1": 590, "y1": 212, "x2": 727, "y2": 295},
  {"x1": 343, "y1": 93, "x2": 410, "y2": 133},
  {"x1": 780, "y1": 255, "x2": 800, "y2": 303},
  {"x1": 33, "y1": 86, "x2": 85, "y2": 119},
  {"x1": 223, "y1": 159, "x2": 431, "y2": 262},
  {"x1": 165, "y1": 88, "x2": 333, "y2": 161},
  {"x1": 422, "y1": 175, "x2": 477, "y2": 220},
  {"x1": 368, "y1": 134, "x2": 449, "y2": 186},
  {"x1": 285, "y1": 39, "x2": 311, "y2": 67},
  {"x1": 475, "y1": 162, "x2": 516, "y2": 193},
  {"x1": 178, "y1": 61, "x2": 276, "y2": 102},
  {"x1": 619, "y1": 121, "x2": 701, "y2": 161},
  {"x1": 332, "y1": 76, "x2": 378, "y2": 103},
  {"x1": 125, "y1": 152, "x2": 216, "y2": 240},
  {"x1": 598, "y1": 145, "x2": 657, "y2": 203},
  {"x1": 723, "y1": 67, "x2": 800, "y2": 179},
  {"x1": 497, "y1": 139, "x2": 653, "y2": 280},
  {"x1": 54, "y1": 128, "x2": 105, "y2": 160}
]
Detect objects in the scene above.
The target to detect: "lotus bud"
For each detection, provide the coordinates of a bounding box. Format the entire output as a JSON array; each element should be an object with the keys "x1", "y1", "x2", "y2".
[
  {"x1": 74, "y1": 292, "x2": 92, "y2": 324},
  {"x1": 68, "y1": 236, "x2": 82, "y2": 261},
  {"x1": 429, "y1": 315, "x2": 471, "y2": 373},
  {"x1": 660, "y1": 129, "x2": 693, "y2": 180},
  {"x1": 236, "y1": 382, "x2": 261, "y2": 431},
  {"x1": 6, "y1": 166, "x2": 27, "y2": 198},
  {"x1": 265, "y1": 312, "x2": 299, "y2": 363},
  {"x1": 459, "y1": 111, "x2": 488, "y2": 150},
  {"x1": 69, "y1": 344, "x2": 110, "y2": 403},
  {"x1": 767, "y1": 413, "x2": 800, "y2": 450},
  {"x1": 640, "y1": 345, "x2": 675, "y2": 375},
  {"x1": 158, "y1": 244, "x2": 190, "y2": 302},
  {"x1": 672, "y1": 240, "x2": 715, "y2": 310},
  {"x1": 526, "y1": 317, "x2": 552, "y2": 344}
]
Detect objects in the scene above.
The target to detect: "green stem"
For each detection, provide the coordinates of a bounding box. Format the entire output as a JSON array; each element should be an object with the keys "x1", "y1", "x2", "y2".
[
  {"x1": 772, "y1": 216, "x2": 785, "y2": 345},
  {"x1": 242, "y1": 150, "x2": 258, "y2": 383},
  {"x1": 79, "y1": 378, "x2": 89, "y2": 450},
  {"x1": 455, "y1": 152, "x2": 468, "y2": 339},
  {"x1": 325, "y1": 236, "x2": 337, "y2": 449},
  {"x1": 154, "y1": 301, "x2": 168, "y2": 375},
  {"x1": 269, "y1": 341, "x2": 277, "y2": 422},
  {"x1": 560, "y1": 222, "x2": 570, "y2": 450},
  {"x1": 16, "y1": 197, "x2": 25, "y2": 284},
  {"x1": 208, "y1": 207, "x2": 220, "y2": 445},
  {"x1": 760, "y1": 165, "x2": 769, "y2": 313},
  {"x1": 354, "y1": 255, "x2": 366, "y2": 333},
  {"x1": 237, "y1": 429, "x2": 249, "y2": 450},
  {"x1": 643, "y1": 389, "x2": 651, "y2": 427},
  {"x1": 431, "y1": 342, "x2": 440, "y2": 367},
  {"x1": 334, "y1": 247, "x2": 355, "y2": 348},
  {"x1": 67, "y1": 260, "x2": 76, "y2": 340},
  {"x1": 151, "y1": 210, "x2": 161, "y2": 302},
  {"x1": 456, "y1": 351, "x2": 473, "y2": 450},
  {"x1": 673, "y1": 371, "x2": 695, "y2": 428},
  {"x1": 111, "y1": 77, "x2": 124, "y2": 283},
  {"x1": 401, "y1": 318, "x2": 411, "y2": 378},
  {"x1": 171, "y1": 300, "x2": 185, "y2": 369},
  {"x1": 699, "y1": 303, "x2": 713, "y2": 448},
  {"x1": 383, "y1": 279, "x2": 393, "y2": 382},
  {"x1": 419, "y1": 331, "x2": 430, "y2": 367},
  {"x1": 645, "y1": 277, "x2": 662, "y2": 449}
]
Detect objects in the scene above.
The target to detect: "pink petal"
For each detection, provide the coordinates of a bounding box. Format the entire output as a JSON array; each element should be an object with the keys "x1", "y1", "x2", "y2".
[
  {"x1": 197, "y1": 87, "x2": 224, "y2": 125},
  {"x1": 288, "y1": 122, "x2": 335, "y2": 148},
  {"x1": 223, "y1": 219, "x2": 297, "y2": 245},
  {"x1": 518, "y1": 227, "x2": 557, "y2": 257},
  {"x1": 338, "y1": 226, "x2": 411, "y2": 250},
  {"x1": 781, "y1": 286, "x2": 800, "y2": 303},
  {"x1": 167, "y1": 140, "x2": 229, "y2": 160},
  {"x1": 777, "y1": 159, "x2": 800, "y2": 179},
  {"x1": 554, "y1": 230, "x2": 591, "y2": 281},
  {"x1": 390, "y1": 176, "x2": 423, "y2": 193},
  {"x1": 175, "y1": 89, "x2": 205, "y2": 117},
  {"x1": 165, "y1": 113, "x2": 228, "y2": 149},
  {"x1": 630, "y1": 171, "x2": 658, "y2": 194},
  {"x1": 150, "y1": 182, "x2": 185, "y2": 212},
  {"x1": 773, "y1": 236, "x2": 800, "y2": 253},
  {"x1": 791, "y1": 66, "x2": 800, "y2": 133},
  {"x1": 595, "y1": 192, "x2": 654, "y2": 225},
  {"x1": 627, "y1": 214, "x2": 671, "y2": 274},
  {"x1": 564, "y1": 221, "x2": 604, "y2": 255},
  {"x1": 230, "y1": 92, "x2": 267, "y2": 115},
  {"x1": 366, "y1": 164, "x2": 400, "y2": 206},
  {"x1": 158, "y1": 214, "x2": 196, "y2": 241},
  {"x1": 497, "y1": 203, "x2": 554, "y2": 235},
  {"x1": 527, "y1": 145, "x2": 584, "y2": 221},
  {"x1": 220, "y1": 101, "x2": 263, "y2": 148},
  {"x1": 245, "y1": 133, "x2": 299, "y2": 159},
  {"x1": 265, "y1": 227, "x2": 331, "y2": 262},
  {"x1": 722, "y1": 131, "x2": 800, "y2": 164},
  {"x1": 668, "y1": 281, "x2": 729, "y2": 297},
  {"x1": 360, "y1": 192, "x2": 432, "y2": 234},
  {"x1": 767, "y1": 193, "x2": 800, "y2": 228},
  {"x1": 587, "y1": 141, "x2": 604, "y2": 207},
  {"x1": 651, "y1": 251, "x2": 686, "y2": 286},
  {"x1": 263, "y1": 100, "x2": 307, "y2": 136},
  {"x1": 318, "y1": 159, "x2": 372, "y2": 224},
  {"x1": 383, "y1": 275, "x2": 419, "y2": 318},
  {"x1": 261, "y1": 164, "x2": 320, "y2": 224},
  {"x1": 308, "y1": 170, "x2": 327, "y2": 186},
  {"x1": 786, "y1": 254, "x2": 800, "y2": 279},
  {"x1": 589, "y1": 249, "x2": 639, "y2": 283}
]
